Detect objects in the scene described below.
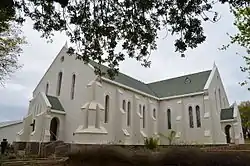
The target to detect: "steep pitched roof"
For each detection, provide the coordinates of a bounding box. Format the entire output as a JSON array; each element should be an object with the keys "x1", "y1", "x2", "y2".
[
  {"x1": 89, "y1": 61, "x2": 156, "y2": 96},
  {"x1": 147, "y1": 70, "x2": 212, "y2": 98},
  {"x1": 89, "y1": 61, "x2": 211, "y2": 98},
  {"x1": 0, "y1": 120, "x2": 22, "y2": 128},
  {"x1": 46, "y1": 95, "x2": 65, "y2": 112},
  {"x1": 221, "y1": 107, "x2": 234, "y2": 120}
]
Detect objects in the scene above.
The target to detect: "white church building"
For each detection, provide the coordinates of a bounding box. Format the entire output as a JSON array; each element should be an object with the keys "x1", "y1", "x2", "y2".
[{"x1": 15, "y1": 44, "x2": 244, "y2": 145}]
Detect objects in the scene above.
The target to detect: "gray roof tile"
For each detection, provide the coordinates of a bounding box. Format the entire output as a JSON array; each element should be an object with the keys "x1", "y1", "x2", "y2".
[
  {"x1": 147, "y1": 70, "x2": 211, "y2": 98},
  {"x1": 89, "y1": 61, "x2": 156, "y2": 96},
  {"x1": 46, "y1": 95, "x2": 65, "y2": 111},
  {"x1": 89, "y1": 61, "x2": 211, "y2": 98},
  {"x1": 221, "y1": 107, "x2": 234, "y2": 120}
]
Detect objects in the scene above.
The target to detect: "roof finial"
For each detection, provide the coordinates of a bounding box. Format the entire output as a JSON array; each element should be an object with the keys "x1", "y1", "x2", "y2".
[{"x1": 213, "y1": 61, "x2": 217, "y2": 68}]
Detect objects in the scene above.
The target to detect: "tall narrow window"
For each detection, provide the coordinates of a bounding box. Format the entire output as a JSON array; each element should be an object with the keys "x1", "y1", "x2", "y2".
[
  {"x1": 189, "y1": 106, "x2": 194, "y2": 128},
  {"x1": 127, "y1": 101, "x2": 131, "y2": 126},
  {"x1": 218, "y1": 88, "x2": 222, "y2": 108},
  {"x1": 167, "y1": 109, "x2": 171, "y2": 129},
  {"x1": 214, "y1": 90, "x2": 218, "y2": 111},
  {"x1": 139, "y1": 104, "x2": 142, "y2": 115},
  {"x1": 104, "y1": 95, "x2": 109, "y2": 123},
  {"x1": 196, "y1": 105, "x2": 201, "y2": 128},
  {"x1": 142, "y1": 105, "x2": 146, "y2": 128},
  {"x1": 71, "y1": 74, "x2": 76, "y2": 99},
  {"x1": 56, "y1": 72, "x2": 63, "y2": 96},
  {"x1": 153, "y1": 108, "x2": 156, "y2": 119},
  {"x1": 45, "y1": 83, "x2": 49, "y2": 95},
  {"x1": 122, "y1": 100, "x2": 126, "y2": 111}
]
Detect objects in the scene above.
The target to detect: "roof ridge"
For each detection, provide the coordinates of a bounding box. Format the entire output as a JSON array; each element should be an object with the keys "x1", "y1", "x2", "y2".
[
  {"x1": 89, "y1": 60, "x2": 212, "y2": 98},
  {"x1": 147, "y1": 70, "x2": 212, "y2": 85},
  {"x1": 89, "y1": 60, "x2": 148, "y2": 84}
]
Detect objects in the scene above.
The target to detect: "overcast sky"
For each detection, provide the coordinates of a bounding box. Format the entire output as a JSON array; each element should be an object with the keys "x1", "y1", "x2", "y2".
[{"x1": 0, "y1": 4, "x2": 249, "y2": 122}]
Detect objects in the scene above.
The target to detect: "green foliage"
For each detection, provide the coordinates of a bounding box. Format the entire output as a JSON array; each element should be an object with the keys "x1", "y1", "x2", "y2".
[
  {"x1": 144, "y1": 136, "x2": 159, "y2": 150},
  {"x1": 7, "y1": 0, "x2": 247, "y2": 78},
  {"x1": 238, "y1": 101, "x2": 250, "y2": 129},
  {"x1": 234, "y1": 7, "x2": 250, "y2": 88},
  {"x1": 219, "y1": 4, "x2": 250, "y2": 88},
  {"x1": 0, "y1": 7, "x2": 26, "y2": 84},
  {"x1": 160, "y1": 130, "x2": 176, "y2": 145}
]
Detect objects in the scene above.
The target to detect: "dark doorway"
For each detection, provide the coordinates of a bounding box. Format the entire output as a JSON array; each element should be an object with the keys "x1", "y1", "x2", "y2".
[
  {"x1": 225, "y1": 125, "x2": 231, "y2": 144},
  {"x1": 50, "y1": 117, "x2": 59, "y2": 141}
]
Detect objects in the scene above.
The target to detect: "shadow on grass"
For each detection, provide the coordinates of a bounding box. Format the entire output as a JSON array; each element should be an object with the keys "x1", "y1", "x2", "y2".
[{"x1": 68, "y1": 146, "x2": 250, "y2": 166}]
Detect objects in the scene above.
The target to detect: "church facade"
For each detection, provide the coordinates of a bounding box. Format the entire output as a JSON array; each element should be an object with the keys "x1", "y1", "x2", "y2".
[{"x1": 16, "y1": 44, "x2": 244, "y2": 145}]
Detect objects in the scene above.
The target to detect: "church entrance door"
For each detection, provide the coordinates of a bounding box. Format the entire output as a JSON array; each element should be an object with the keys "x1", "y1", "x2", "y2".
[
  {"x1": 50, "y1": 117, "x2": 59, "y2": 141},
  {"x1": 225, "y1": 125, "x2": 231, "y2": 144}
]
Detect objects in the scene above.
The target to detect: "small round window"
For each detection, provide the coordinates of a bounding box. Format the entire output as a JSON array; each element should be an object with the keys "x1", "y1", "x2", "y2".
[
  {"x1": 60, "y1": 56, "x2": 64, "y2": 62},
  {"x1": 184, "y1": 77, "x2": 191, "y2": 84}
]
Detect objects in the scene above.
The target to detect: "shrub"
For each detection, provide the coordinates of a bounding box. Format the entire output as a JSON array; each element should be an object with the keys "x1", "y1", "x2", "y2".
[
  {"x1": 144, "y1": 136, "x2": 159, "y2": 150},
  {"x1": 159, "y1": 130, "x2": 176, "y2": 145}
]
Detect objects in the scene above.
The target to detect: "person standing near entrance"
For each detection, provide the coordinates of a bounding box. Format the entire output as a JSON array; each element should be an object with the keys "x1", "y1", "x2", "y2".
[{"x1": 1, "y1": 139, "x2": 8, "y2": 155}]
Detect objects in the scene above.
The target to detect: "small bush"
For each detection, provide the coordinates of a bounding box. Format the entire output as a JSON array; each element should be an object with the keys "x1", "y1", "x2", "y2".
[{"x1": 144, "y1": 137, "x2": 159, "y2": 150}]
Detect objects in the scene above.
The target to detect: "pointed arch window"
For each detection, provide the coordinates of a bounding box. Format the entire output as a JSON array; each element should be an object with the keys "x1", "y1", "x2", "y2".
[
  {"x1": 71, "y1": 74, "x2": 76, "y2": 100},
  {"x1": 56, "y1": 72, "x2": 63, "y2": 96},
  {"x1": 189, "y1": 106, "x2": 194, "y2": 128},
  {"x1": 139, "y1": 104, "x2": 142, "y2": 115},
  {"x1": 196, "y1": 105, "x2": 201, "y2": 128},
  {"x1": 45, "y1": 83, "x2": 49, "y2": 95},
  {"x1": 218, "y1": 88, "x2": 222, "y2": 108},
  {"x1": 127, "y1": 101, "x2": 131, "y2": 126},
  {"x1": 142, "y1": 105, "x2": 146, "y2": 128},
  {"x1": 167, "y1": 109, "x2": 171, "y2": 129},
  {"x1": 214, "y1": 90, "x2": 218, "y2": 111},
  {"x1": 104, "y1": 95, "x2": 109, "y2": 123},
  {"x1": 153, "y1": 108, "x2": 156, "y2": 119},
  {"x1": 122, "y1": 100, "x2": 126, "y2": 111}
]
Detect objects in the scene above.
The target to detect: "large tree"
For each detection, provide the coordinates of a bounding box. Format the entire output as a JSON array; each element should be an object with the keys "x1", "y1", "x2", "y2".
[
  {"x1": 232, "y1": 6, "x2": 250, "y2": 89},
  {"x1": 238, "y1": 101, "x2": 250, "y2": 139},
  {"x1": 0, "y1": 6, "x2": 26, "y2": 84},
  {"x1": 3, "y1": 0, "x2": 249, "y2": 78}
]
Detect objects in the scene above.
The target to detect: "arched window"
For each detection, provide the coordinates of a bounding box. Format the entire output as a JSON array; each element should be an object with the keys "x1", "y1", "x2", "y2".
[
  {"x1": 167, "y1": 109, "x2": 171, "y2": 129},
  {"x1": 71, "y1": 74, "x2": 76, "y2": 100},
  {"x1": 139, "y1": 104, "x2": 142, "y2": 115},
  {"x1": 189, "y1": 106, "x2": 194, "y2": 128},
  {"x1": 142, "y1": 105, "x2": 146, "y2": 128},
  {"x1": 122, "y1": 100, "x2": 126, "y2": 111},
  {"x1": 218, "y1": 88, "x2": 222, "y2": 108},
  {"x1": 45, "y1": 83, "x2": 49, "y2": 95},
  {"x1": 56, "y1": 72, "x2": 63, "y2": 96},
  {"x1": 196, "y1": 105, "x2": 201, "y2": 128},
  {"x1": 127, "y1": 101, "x2": 131, "y2": 126},
  {"x1": 104, "y1": 95, "x2": 109, "y2": 123},
  {"x1": 153, "y1": 108, "x2": 156, "y2": 119},
  {"x1": 214, "y1": 90, "x2": 218, "y2": 111}
]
